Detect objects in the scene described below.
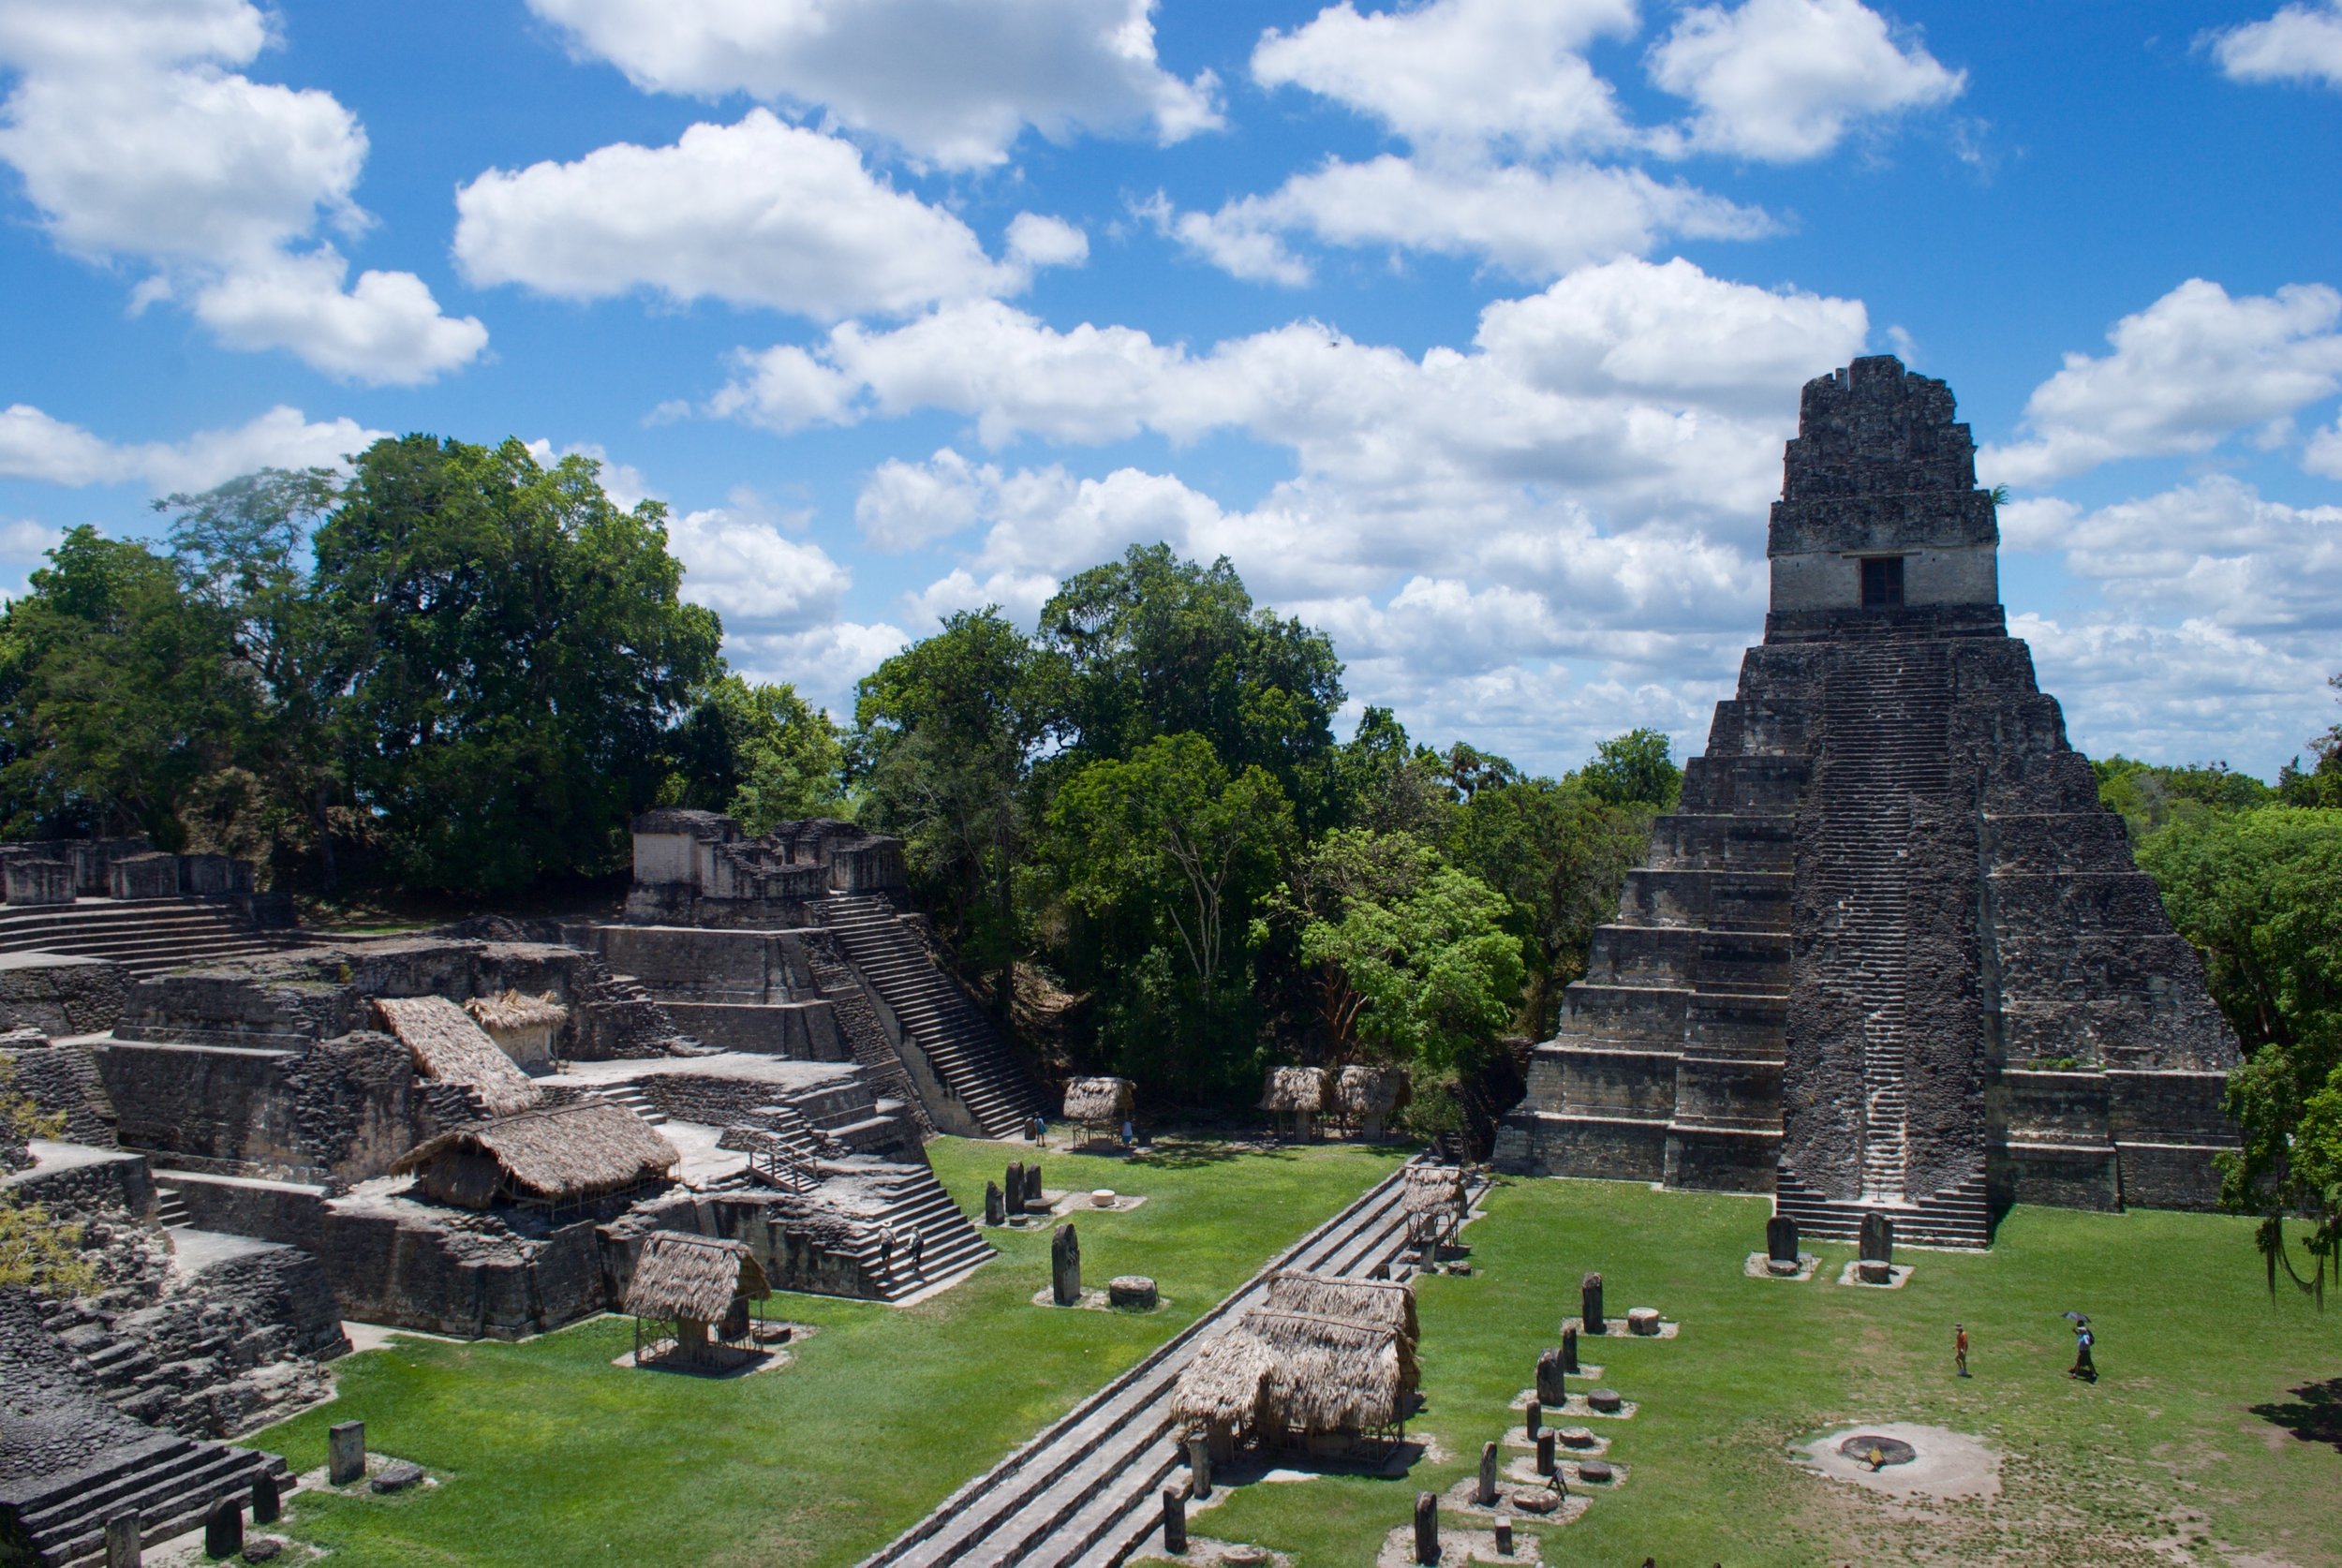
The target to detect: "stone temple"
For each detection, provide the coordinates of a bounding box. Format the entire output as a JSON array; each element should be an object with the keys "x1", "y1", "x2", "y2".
[{"x1": 1493, "y1": 356, "x2": 2241, "y2": 1246}]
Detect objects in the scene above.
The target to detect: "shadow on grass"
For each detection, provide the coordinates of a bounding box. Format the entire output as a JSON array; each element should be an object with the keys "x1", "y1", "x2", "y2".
[
  {"x1": 2251, "y1": 1377, "x2": 2342, "y2": 1450},
  {"x1": 1136, "y1": 1137, "x2": 1294, "y2": 1170}
]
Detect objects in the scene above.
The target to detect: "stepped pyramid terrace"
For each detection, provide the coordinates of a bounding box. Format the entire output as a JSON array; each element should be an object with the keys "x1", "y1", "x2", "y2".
[{"x1": 1493, "y1": 356, "x2": 2243, "y2": 1246}]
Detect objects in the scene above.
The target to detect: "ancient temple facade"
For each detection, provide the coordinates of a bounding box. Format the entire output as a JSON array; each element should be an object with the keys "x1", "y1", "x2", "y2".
[{"x1": 1492, "y1": 356, "x2": 2240, "y2": 1245}]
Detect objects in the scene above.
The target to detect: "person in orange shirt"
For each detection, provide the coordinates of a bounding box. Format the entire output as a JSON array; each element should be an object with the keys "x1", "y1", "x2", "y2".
[{"x1": 1954, "y1": 1322, "x2": 1970, "y2": 1377}]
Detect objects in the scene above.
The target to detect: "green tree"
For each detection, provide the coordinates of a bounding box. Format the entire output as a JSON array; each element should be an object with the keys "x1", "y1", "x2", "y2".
[
  {"x1": 1272, "y1": 828, "x2": 1522, "y2": 1073},
  {"x1": 856, "y1": 610, "x2": 1061, "y2": 1017},
  {"x1": 670, "y1": 675, "x2": 845, "y2": 834},
  {"x1": 1038, "y1": 544, "x2": 1344, "y2": 829},
  {"x1": 1451, "y1": 770, "x2": 1654, "y2": 1036},
  {"x1": 2275, "y1": 673, "x2": 2342, "y2": 809},
  {"x1": 2096, "y1": 755, "x2": 2275, "y2": 840},
  {"x1": 2139, "y1": 806, "x2": 2342, "y2": 1299},
  {"x1": 1330, "y1": 707, "x2": 1455, "y2": 838},
  {"x1": 155, "y1": 467, "x2": 351, "y2": 885},
  {"x1": 1048, "y1": 732, "x2": 1294, "y2": 1094},
  {"x1": 1579, "y1": 726, "x2": 1682, "y2": 809},
  {"x1": 314, "y1": 436, "x2": 721, "y2": 896},
  {"x1": 0, "y1": 526, "x2": 240, "y2": 844}
]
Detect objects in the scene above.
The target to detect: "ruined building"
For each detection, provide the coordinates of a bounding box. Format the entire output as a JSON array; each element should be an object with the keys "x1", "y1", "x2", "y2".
[{"x1": 1494, "y1": 356, "x2": 2240, "y2": 1245}]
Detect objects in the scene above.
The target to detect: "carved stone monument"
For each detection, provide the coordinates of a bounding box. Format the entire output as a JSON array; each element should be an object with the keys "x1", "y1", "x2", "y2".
[
  {"x1": 1051, "y1": 1222, "x2": 1081, "y2": 1307},
  {"x1": 104, "y1": 1512, "x2": 141, "y2": 1568},
  {"x1": 1414, "y1": 1491, "x2": 1439, "y2": 1564},
  {"x1": 204, "y1": 1497, "x2": 243, "y2": 1560},
  {"x1": 1536, "y1": 1346, "x2": 1568, "y2": 1404},
  {"x1": 1535, "y1": 1429, "x2": 1556, "y2": 1477},
  {"x1": 984, "y1": 1180, "x2": 1005, "y2": 1227},
  {"x1": 1561, "y1": 1324, "x2": 1579, "y2": 1373},
  {"x1": 328, "y1": 1420, "x2": 365, "y2": 1486},
  {"x1": 1477, "y1": 1440, "x2": 1499, "y2": 1506},
  {"x1": 1580, "y1": 1271, "x2": 1604, "y2": 1335},
  {"x1": 1494, "y1": 357, "x2": 2242, "y2": 1244},
  {"x1": 251, "y1": 1472, "x2": 281, "y2": 1525},
  {"x1": 1162, "y1": 1485, "x2": 1186, "y2": 1554},
  {"x1": 1767, "y1": 1214, "x2": 1800, "y2": 1271}
]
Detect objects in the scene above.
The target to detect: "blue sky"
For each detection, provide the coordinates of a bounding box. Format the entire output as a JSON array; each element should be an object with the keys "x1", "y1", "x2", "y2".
[{"x1": 3, "y1": 0, "x2": 2339, "y2": 779}]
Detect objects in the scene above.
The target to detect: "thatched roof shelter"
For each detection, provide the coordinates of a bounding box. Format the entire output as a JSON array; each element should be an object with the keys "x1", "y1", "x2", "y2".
[
  {"x1": 623, "y1": 1232, "x2": 769, "y2": 1324},
  {"x1": 1259, "y1": 1065, "x2": 1328, "y2": 1114},
  {"x1": 1403, "y1": 1163, "x2": 1468, "y2": 1216},
  {"x1": 1265, "y1": 1270, "x2": 1419, "y2": 1345},
  {"x1": 1174, "y1": 1278, "x2": 1420, "y2": 1451},
  {"x1": 392, "y1": 1100, "x2": 679, "y2": 1209},
  {"x1": 376, "y1": 995, "x2": 541, "y2": 1117},
  {"x1": 1248, "y1": 1309, "x2": 1416, "y2": 1437},
  {"x1": 1172, "y1": 1325, "x2": 1274, "y2": 1441},
  {"x1": 1062, "y1": 1075, "x2": 1134, "y2": 1123},
  {"x1": 465, "y1": 990, "x2": 568, "y2": 1031},
  {"x1": 1334, "y1": 1064, "x2": 1410, "y2": 1120}
]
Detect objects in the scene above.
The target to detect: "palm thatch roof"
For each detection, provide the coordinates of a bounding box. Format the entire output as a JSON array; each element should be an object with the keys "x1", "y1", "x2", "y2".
[
  {"x1": 1062, "y1": 1075, "x2": 1134, "y2": 1122},
  {"x1": 1334, "y1": 1064, "x2": 1411, "y2": 1118},
  {"x1": 623, "y1": 1232, "x2": 769, "y2": 1322},
  {"x1": 1172, "y1": 1325, "x2": 1274, "y2": 1436},
  {"x1": 375, "y1": 995, "x2": 541, "y2": 1117},
  {"x1": 1402, "y1": 1163, "x2": 1468, "y2": 1216},
  {"x1": 1248, "y1": 1309, "x2": 1415, "y2": 1434},
  {"x1": 392, "y1": 1100, "x2": 679, "y2": 1204},
  {"x1": 464, "y1": 990, "x2": 569, "y2": 1031},
  {"x1": 1264, "y1": 1270, "x2": 1419, "y2": 1345},
  {"x1": 1259, "y1": 1065, "x2": 1328, "y2": 1113}
]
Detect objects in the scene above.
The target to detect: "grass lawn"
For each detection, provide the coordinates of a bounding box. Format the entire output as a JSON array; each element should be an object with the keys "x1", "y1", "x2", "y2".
[
  {"x1": 1182, "y1": 1175, "x2": 2342, "y2": 1568},
  {"x1": 245, "y1": 1136, "x2": 1411, "y2": 1568}
]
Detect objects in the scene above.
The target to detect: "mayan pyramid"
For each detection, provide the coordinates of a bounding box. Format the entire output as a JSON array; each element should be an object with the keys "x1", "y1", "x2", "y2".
[{"x1": 1492, "y1": 356, "x2": 2241, "y2": 1246}]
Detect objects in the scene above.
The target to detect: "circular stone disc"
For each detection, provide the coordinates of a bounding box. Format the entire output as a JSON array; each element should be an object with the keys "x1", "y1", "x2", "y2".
[{"x1": 1837, "y1": 1435, "x2": 1918, "y2": 1466}]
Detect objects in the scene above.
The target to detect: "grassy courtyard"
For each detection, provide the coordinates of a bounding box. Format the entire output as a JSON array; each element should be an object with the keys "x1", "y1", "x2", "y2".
[
  {"x1": 246, "y1": 1146, "x2": 2342, "y2": 1568},
  {"x1": 1193, "y1": 1175, "x2": 2342, "y2": 1568},
  {"x1": 245, "y1": 1137, "x2": 1407, "y2": 1568}
]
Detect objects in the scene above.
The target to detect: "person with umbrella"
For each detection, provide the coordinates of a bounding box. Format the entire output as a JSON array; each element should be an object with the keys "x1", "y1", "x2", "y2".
[{"x1": 2063, "y1": 1311, "x2": 2097, "y2": 1382}]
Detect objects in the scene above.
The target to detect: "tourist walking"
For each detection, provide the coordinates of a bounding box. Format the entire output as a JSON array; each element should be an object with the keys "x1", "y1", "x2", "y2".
[
  {"x1": 2065, "y1": 1312, "x2": 2097, "y2": 1382},
  {"x1": 1955, "y1": 1322, "x2": 1969, "y2": 1377}
]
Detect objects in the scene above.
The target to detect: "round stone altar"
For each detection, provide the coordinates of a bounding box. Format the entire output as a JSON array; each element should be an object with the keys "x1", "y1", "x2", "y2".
[
  {"x1": 1107, "y1": 1275, "x2": 1158, "y2": 1310},
  {"x1": 1586, "y1": 1388, "x2": 1623, "y2": 1413}
]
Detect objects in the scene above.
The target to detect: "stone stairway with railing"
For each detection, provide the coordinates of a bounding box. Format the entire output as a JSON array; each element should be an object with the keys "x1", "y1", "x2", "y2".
[
  {"x1": 0, "y1": 898, "x2": 293, "y2": 978},
  {"x1": 817, "y1": 894, "x2": 1043, "y2": 1139}
]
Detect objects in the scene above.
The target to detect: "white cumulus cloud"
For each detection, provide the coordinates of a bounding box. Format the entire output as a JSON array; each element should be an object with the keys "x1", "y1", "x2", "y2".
[
  {"x1": 669, "y1": 503, "x2": 853, "y2": 635},
  {"x1": 1151, "y1": 156, "x2": 1771, "y2": 285},
  {"x1": 2206, "y1": 2, "x2": 2342, "y2": 90},
  {"x1": 1252, "y1": 0, "x2": 1638, "y2": 155},
  {"x1": 1647, "y1": 0, "x2": 1964, "y2": 161},
  {"x1": 0, "y1": 0, "x2": 483, "y2": 383},
  {"x1": 1982, "y1": 278, "x2": 2342, "y2": 486},
  {"x1": 522, "y1": 0, "x2": 1220, "y2": 169},
  {"x1": 453, "y1": 111, "x2": 1076, "y2": 320},
  {"x1": 0, "y1": 402, "x2": 384, "y2": 492}
]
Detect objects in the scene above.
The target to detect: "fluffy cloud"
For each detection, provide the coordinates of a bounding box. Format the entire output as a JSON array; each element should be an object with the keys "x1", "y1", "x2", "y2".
[
  {"x1": 668, "y1": 503, "x2": 853, "y2": 634},
  {"x1": 2305, "y1": 420, "x2": 2342, "y2": 479},
  {"x1": 723, "y1": 621, "x2": 912, "y2": 715},
  {"x1": 1646, "y1": 0, "x2": 1964, "y2": 160},
  {"x1": 1252, "y1": 0, "x2": 1638, "y2": 155},
  {"x1": 453, "y1": 112, "x2": 1081, "y2": 320},
  {"x1": 1150, "y1": 156, "x2": 1771, "y2": 285},
  {"x1": 1982, "y1": 278, "x2": 2342, "y2": 487},
  {"x1": 0, "y1": 402, "x2": 384, "y2": 491},
  {"x1": 2206, "y1": 2, "x2": 2342, "y2": 90},
  {"x1": 0, "y1": 0, "x2": 483, "y2": 382},
  {"x1": 720, "y1": 258, "x2": 1867, "y2": 524},
  {"x1": 523, "y1": 0, "x2": 1219, "y2": 169}
]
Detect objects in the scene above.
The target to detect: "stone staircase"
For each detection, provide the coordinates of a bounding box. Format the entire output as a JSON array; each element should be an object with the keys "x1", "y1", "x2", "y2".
[
  {"x1": 1809, "y1": 642, "x2": 1956, "y2": 1207},
  {"x1": 1774, "y1": 1166, "x2": 1992, "y2": 1250},
  {"x1": 3, "y1": 1433, "x2": 288, "y2": 1568},
  {"x1": 817, "y1": 894, "x2": 1042, "y2": 1139},
  {"x1": 0, "y1": 898, "x2": 292, "y2": 978},
  {"x1": 843, "y1": 1163, "x2": 996, "y2": 1301},
  {"x1": 152, "y1": 1181, "x2": 193, "y2": 1228},
  {"x1": 583, "y1": 1080, "x2": 670, "y2": 1126}
]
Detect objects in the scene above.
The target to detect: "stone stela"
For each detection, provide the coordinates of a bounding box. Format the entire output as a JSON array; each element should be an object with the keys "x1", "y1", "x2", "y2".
[{"x1": 1494, "y1": 355, "x2": 2242, "y2": 1248}]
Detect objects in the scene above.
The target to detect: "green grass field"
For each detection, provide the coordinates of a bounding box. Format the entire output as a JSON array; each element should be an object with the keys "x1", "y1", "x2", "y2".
[
  {"x1": 246, "y1": 1137, "x2": 1409, "y2": 1568},
  {"x1": 1189, "y1": 1175, "x2": 2342, "y2": 1568},
  {"x1": 247, "y1": 1146, "x2": 2341, "y2": 1568}
]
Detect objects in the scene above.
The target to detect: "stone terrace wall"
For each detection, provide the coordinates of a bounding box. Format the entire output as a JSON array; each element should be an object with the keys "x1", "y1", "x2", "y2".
[{"x1": 0, "y1": 953, "x2": 131, "y2": 1036}]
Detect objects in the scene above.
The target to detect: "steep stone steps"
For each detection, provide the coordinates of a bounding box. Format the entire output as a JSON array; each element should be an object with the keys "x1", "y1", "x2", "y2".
[
  {"x1": 1775, "y1": 1168, "x2": 1991, "y2": 1249},
  {"x1": 818, "y1": 895, "x2": 1043, "y2": 1139},
  {"x1": 584, "y1": 1080, "x2": 669, "y2": 1127}
]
